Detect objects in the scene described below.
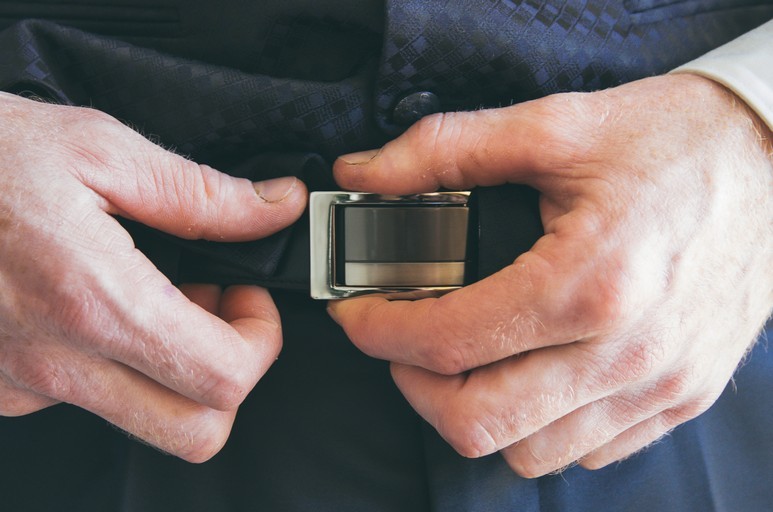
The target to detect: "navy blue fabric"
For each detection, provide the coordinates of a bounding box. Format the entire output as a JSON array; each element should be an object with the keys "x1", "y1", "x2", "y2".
[
  {"x1": 420, "y1": 320, "x2": 773, "y2": 512},
  {"x1": 0, "y1": 1, "x2": 771, "y2": 511},
  {"x1": 374, "y1": 0, "x2": 772, "y2": 134},
  {"x1": 1, "y1": 295, "x2": 771, "y2": 511},
  {"x1": 0, "y1": 0, "x2": 769, "y2": 287}
]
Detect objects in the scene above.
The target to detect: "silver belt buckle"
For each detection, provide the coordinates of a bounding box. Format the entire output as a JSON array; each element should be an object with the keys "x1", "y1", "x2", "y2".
[{"x1": 310, "y1": 191, "x2": 472, "y2": 299}]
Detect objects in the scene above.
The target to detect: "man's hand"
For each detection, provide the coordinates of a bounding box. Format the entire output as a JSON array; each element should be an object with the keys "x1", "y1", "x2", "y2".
[
  {"x1": 329, "y1": 74, "x2": 773, "y2": 477},
  {"x1": 0, "y1": 93, "x2": 307, "y2": 462}
]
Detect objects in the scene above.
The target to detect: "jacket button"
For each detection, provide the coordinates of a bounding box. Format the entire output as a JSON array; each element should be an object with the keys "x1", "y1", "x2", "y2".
[{"x1": 392, "y1": 91, "x2": 441, "y2": 126}]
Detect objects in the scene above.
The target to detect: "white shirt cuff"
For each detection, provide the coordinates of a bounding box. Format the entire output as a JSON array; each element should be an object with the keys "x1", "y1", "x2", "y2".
[{"x1": 671, "y1": 19, "x2": 773, "y2": 130}]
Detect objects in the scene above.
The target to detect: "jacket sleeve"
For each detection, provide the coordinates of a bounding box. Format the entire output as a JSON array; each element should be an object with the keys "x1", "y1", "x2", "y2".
[{"x1": 671, "y1": 19, "x2": 773, "y2": 129}]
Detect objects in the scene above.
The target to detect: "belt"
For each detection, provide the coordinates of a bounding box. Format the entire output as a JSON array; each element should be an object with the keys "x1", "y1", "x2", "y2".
[
  {"x1": 130, "y1": 184, "x2": 543, "y2": 296},
  {"x1": 310, "y1": 191, "x2": 472, "y2": 299}
]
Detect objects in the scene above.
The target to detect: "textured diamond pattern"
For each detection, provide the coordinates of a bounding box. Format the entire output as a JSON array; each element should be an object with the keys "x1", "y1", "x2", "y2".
[
  {"x1": 374, "y1": 0, "x2": 771, "y2": 133},
  {"x1": 0, "y1": 1, "x2": 768, "y2": 284},
  {"x1": 0, "y1": 20, "x2": 384, "y2": 163}
]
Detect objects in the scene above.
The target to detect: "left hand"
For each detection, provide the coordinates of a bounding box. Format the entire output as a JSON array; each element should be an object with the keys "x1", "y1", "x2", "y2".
[
  {"x1": 0, "y1": 93, "x2": 307, "y2": 461},
  {"x1": 328, "y1": 74, "x2": 773, "y2": 477}
]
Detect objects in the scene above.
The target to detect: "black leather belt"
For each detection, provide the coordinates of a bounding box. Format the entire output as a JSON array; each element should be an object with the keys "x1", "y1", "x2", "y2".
[
  {"x1": 131, "y1": 184, "x2": 544, "y2": 296},
  {"x1": 310, "y1": 185, "x2": 545, "y2": 298}
]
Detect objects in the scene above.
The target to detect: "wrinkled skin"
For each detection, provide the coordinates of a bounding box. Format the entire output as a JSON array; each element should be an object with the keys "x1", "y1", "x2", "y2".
[
  {"x1": 0, "y1": 92, "x2": 307, "y2": 462},
  {"x1": 330, "y1": 74, "x2": 773, "y2": 477}
]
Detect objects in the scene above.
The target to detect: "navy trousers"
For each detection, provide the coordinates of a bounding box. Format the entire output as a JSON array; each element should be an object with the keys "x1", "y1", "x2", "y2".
[{"x1": 1, "y1": 292, "x2": 771, "y2": 511}]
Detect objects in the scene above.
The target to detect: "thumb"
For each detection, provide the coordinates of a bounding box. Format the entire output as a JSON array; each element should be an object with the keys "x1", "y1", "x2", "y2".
[
  {"x1": 75, "y1": 114, "x2": 307, "y2": 241},
  {"x1": 333, "y1": 98, "x2": 590, "y2": 194}
]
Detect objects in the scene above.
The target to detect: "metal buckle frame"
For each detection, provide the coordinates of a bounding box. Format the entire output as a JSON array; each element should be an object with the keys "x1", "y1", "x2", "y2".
[{"x1": 310, "y1": 191, "x2": 471, "y2": 299}]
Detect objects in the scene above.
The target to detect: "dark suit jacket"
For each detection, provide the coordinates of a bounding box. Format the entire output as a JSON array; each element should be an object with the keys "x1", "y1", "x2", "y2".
[{"x1": 1, "y1": 0, "x2": 768, "y2": 286}]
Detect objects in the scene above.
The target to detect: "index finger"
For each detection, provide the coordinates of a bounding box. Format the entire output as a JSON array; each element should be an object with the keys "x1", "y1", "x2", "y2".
[
  {"x1": 327, "y1": 233, "x2": 616, "y2": 374},
  {"x1": 46, "y1": 222, "x2": 282, "y2": 411}
]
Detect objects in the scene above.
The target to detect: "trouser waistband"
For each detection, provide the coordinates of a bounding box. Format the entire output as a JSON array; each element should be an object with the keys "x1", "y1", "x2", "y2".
[{"x1": 128, "y1": 184, "x2": 543, "y2": 296}]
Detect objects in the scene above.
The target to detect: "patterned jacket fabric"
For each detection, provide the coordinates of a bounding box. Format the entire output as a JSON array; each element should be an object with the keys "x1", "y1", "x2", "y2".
[{"x1": 0, "y1": 0, "x2": 767, "y2": 285}]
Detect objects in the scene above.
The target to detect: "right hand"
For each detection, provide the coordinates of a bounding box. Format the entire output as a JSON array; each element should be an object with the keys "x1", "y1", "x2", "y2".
[
  {"x1": 0, "y1": 92, "x2": 307, "y2": 462},
  {"x1": 330, "y1": 74, "x2": 773, "y2": 476}
]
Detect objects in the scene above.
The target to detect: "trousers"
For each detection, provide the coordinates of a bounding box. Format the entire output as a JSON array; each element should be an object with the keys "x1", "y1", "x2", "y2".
[{"x1": 1, "y1": 293, "x2": 772, "y2": 511}]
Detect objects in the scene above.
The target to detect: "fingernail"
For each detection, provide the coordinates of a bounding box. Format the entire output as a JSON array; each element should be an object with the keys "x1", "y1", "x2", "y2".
[
  {"x1": 339, "y1": 148, "x2": 380, "y2": 165},
  {"x1": 254, "y1": 176, "x2": 297, "y2": 203}
]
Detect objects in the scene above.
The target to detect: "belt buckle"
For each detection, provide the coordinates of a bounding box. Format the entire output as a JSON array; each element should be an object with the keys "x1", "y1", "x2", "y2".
[{"x1": 310, "y1": 191, "x2": 472, "y2": 299}]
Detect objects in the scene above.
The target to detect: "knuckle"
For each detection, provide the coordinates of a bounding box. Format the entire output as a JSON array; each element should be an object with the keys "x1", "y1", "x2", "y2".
[
  {"x1": 0, "y1": 388, "x2": 48, "y2": 417},
  {"x1": 559, "y1": 255, "x2": 632, "y2": 338},
  {"x1": 521, "y1": 93, "x2": 595, "y2": 166},
  {"x1": 148, "y1": 160, "x2": 224, "y2": 239},
  {"x1": 578, "y1": 456, "x2": 608, "y2": 471},
  {"x1": 421, "y1": 342, "x2": 470, "y2": 376},
  {"x1": 651, "y1": 369, "x2": 697, "y2": 407},
  {"x1": 47, "y1": 278, "x2": 113, "y2": 351},
  {"x1": 418, "y1": 303, "x2": 476, "y2": 374},
  {"x1": 412, "y1": 112, "x2": 452, "y2": 150},
  {"x1": 9, "y1": 357, "x2": 73, "y2": 401},
  {"x1": 410, "y1": 112, "x2": 470, "y2": 188},
  {"x1": 661, "y1": 399, "x2": 712, "y2": 427},
  {"x1": 603, "y1": 393, "x2": 655, "y2": 429},
  {"x1": 180, "y1": 419, "x2": 232, "y2": 463},
  {"x1": 142, "y1": 154, "x2": 194, "y2": 207},
  {"x1": 616, "y1": 338, "x2": 667, "y2": 381},
  {"x1": 591, "y1": 337, "x2": 667, "y2": 392},
  {"x1": 571, "y1": 267, "x2": 629, "y2": 335},
  {"x1": 64, "y1": 106, "x2": 124, "y2": 138},
  {"x1": 67, "y1": 104, "x2": 120, "y2": 125},
  {"x1": 170, "y1": 160, "x2": 211, "y2": 203},
  {"x1": 60, "y1": 107, "x2": 128, "y2": 166},
  {"x1": 502, "y1": 444, "x2": 544, "y2": 478},
  {"x1": 197, "y1": 364, "x2": 254, "y2": 412},
  {"x1": 437, "y1": 402, "x2": 500, "y2": 458},
  {"x1": 507, "y1": 450, "x2": 559, "y2": 479},
  {"x1": 195, "y1": 163, "x2": 228, "y2": 201},
  {"x1": 163, "y1": 409, "x2": 233, "y2": 463}
]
